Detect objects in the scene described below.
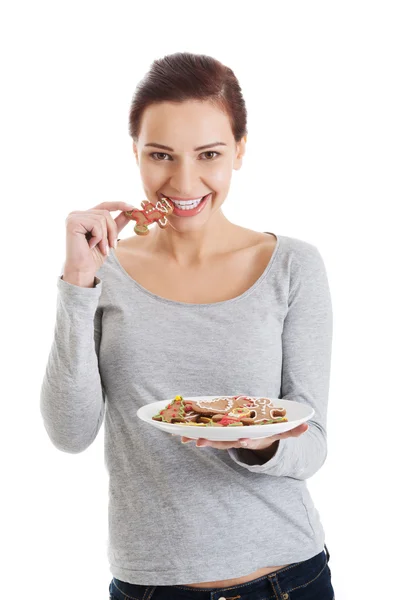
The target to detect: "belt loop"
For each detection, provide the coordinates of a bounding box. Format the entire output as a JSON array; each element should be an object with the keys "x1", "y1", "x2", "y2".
[{"x1": 324, "y1": 543, "x2": 330, "y2": 563}]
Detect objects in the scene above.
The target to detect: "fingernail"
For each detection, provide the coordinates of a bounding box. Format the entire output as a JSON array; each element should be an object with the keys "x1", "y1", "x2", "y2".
[
  {"x1": 240, "y1": 441, "x2": 248, "y2": 447},
  {"x1": 113, "y1": 239, "x2": 118, "y2": 249},
  {"x1": 106, "y1": 243, "x2": 109, "y2": 255}
]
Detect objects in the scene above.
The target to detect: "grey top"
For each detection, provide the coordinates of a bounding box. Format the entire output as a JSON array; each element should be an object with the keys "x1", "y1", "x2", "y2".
[{"x1": 40, "y1": 232, "x2": 333, "y2": 586}]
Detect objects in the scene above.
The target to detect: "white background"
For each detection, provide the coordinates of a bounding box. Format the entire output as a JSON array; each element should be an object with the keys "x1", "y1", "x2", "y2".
[{"x1": 1, "y1": 1, "x2": 399, "y2": 599}]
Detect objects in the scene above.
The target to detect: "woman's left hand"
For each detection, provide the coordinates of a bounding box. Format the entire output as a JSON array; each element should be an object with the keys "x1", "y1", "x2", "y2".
[{"x1": 178, "y1": 423, "x2": 309, "y2": 450}]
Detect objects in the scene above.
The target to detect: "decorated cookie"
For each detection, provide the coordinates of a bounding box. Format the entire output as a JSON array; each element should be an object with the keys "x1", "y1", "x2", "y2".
[
  {"x1": 182, "y1": 395, "x2": 255, "y2": 416},
  {"x1": 152, "y1": 395, "x2": 288, "y2": 427},
  {"x1": 239, "y1": 397, "x2": 287, "y2": 424},
  {"x1": 152, "y1": 396, "x2": 198, "y2": 424},
  {"x1": 124, "y1": 197, "x2": 174, "y2": 235}
]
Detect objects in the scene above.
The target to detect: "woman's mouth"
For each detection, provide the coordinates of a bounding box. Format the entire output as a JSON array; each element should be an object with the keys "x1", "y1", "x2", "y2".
[{"x1": 159, "y1": 193, "x2": 212, "y2": 217}]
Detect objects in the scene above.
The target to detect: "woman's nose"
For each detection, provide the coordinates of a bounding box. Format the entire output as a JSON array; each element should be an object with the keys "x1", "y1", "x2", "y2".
[{"x1": 169, "y1": 161, "x2": 203, "y2": 193}]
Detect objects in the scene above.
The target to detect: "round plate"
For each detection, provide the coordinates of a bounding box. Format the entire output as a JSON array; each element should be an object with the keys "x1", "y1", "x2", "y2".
[{"x1": 137, "y1": 396, "x2": 315, "y2": 441}]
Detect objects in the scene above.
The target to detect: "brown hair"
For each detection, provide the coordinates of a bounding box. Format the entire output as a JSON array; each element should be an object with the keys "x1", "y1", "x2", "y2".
[{"x1": 128, "y1": 52, "x2": 248, "y2": 144}]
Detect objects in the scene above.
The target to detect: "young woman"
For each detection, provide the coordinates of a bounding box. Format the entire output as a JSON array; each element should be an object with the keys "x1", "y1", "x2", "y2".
[{"x1": 41, "y1": 52, "x2": 335, "y2": 600}]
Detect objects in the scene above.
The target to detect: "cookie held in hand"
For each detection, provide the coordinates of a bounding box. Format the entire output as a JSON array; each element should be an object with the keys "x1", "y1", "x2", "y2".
[{"x1": 124, "y1": 198, "x2": 174, "y2": 235}]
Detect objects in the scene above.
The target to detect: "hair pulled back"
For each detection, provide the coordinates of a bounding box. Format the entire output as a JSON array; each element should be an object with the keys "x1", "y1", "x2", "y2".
[{"x1": 128, "y1": 52, "x2": 247, "y2": 144}]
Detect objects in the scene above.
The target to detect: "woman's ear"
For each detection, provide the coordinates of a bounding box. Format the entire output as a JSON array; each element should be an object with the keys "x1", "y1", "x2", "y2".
[
  {"x1": 233, "y1": 136, "x2": 247, "y2": 170},
  {"x1": 132, "y1": 142, "x2": 139, "y2": 166}
]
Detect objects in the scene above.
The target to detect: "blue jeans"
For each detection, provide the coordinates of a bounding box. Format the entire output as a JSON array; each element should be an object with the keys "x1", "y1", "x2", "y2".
[{"x1": 109, "y1": 544, "x2": 335, "y2": 599}]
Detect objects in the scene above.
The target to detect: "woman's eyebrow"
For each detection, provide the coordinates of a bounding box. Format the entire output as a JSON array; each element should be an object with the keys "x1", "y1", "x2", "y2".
[{"x1": 144, "y1": 142, "x2": 227, "y2": 151}]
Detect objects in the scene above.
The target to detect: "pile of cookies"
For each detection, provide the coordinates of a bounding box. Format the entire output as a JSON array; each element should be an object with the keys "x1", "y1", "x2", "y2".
[{"x1": 152, "y1": 395, "x2": 288, "y2": 427}]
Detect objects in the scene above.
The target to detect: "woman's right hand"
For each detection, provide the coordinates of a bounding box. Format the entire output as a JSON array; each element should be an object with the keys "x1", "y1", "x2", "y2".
[{"x1": 63, "y1": 201, "x2": 136, "y2": 283}]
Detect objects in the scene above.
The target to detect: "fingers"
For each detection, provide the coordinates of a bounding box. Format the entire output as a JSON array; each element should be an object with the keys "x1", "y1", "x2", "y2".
[
  {"x1": 288, "y1": 423, "x2": 309, "y2": 437},
  {"x1": 275, "y1": 423, "x2": 308, "y2": 441},
  {"x1": 86, "y1": 210, "x2": 118, "y2": 254},
  {"x1": 86, "y1": 202, "x2": 135, "y2": 252},
  {"x1": 181, "y1": 437, "x2": 251, "y2": 449},
  {"x1": 114, "y1": 210, "x2": 136, "y2": 236},
  {"x1": 180, "y1": 424, "x2": 309, "y2": 450},
  {"x1": 88, "y1": 201, "x2": 135, "y2": 212}
]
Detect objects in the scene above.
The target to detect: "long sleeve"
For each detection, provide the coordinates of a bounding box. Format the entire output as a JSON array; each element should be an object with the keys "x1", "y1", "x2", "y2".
[
  {"x1": 227, "y1": 243, "x2": 333, "y2": 479},
  {"x1": 40, "y1": 274, "x2": 106, "y2": 453}
]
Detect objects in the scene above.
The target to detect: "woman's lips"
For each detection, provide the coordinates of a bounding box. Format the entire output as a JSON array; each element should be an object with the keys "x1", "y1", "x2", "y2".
[{"x1": 162, "y1": 193, "x2": 212, "y2": 217}]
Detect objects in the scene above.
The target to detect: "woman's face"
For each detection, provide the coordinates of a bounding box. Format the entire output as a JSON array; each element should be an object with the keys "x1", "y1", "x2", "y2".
[{"x1": 132, "y1": 99, "x2": 246, "y2": 231}]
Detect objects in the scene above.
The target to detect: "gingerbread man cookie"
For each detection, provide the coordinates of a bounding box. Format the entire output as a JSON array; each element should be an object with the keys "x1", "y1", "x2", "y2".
[
  {"x1": 210, "y1": 397, "x2": 287, "y2": 425},
  {"x1": 124, "y1": 197, "x2": 174, "y2": 235},
  {"x1": 239, "y1": 397, "x2": 287, "y2": 424}
]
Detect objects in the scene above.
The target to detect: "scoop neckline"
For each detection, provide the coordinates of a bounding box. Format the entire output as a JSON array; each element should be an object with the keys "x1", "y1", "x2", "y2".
[{"x1": 108, "y1": 232, "x2": 281, "y2": 307}]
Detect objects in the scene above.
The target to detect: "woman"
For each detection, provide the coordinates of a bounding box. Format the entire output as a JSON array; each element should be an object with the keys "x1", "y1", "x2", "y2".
[{"x1": 40, "y1": 52, "x2": 335, "y2": 599}]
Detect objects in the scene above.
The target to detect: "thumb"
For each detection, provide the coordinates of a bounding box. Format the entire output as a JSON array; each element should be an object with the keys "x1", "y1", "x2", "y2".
[
  {"x1": 114, "y1": 205, "x2": 137, "y2": 233},
  {"x1": 287, "y1": 423, "x2": 309, "y2": 438}
]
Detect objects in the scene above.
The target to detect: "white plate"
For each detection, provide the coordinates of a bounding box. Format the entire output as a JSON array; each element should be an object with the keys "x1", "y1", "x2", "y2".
[{"x1": 137, "y1": 396, "x2": 315, "y2": 441}]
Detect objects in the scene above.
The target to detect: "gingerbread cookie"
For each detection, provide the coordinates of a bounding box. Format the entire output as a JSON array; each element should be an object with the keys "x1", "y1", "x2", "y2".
[
  {"x1": 182, "y1": 395, "x2": 255, "y2": 416},
  {"x1": 210, "y1": 397, "x2": 287, "y2": 425},
  {"x1": 124, "y1": 197, "x2": 174, "y2": 235},
  {"x1": 152, "y1": 396, "x2": 199, "y2": 424},
  {"x1": 239, "y1": 397, "x2": 287, "y2": 424},
  {"x1": 152, "y1": 395, "x2": 288, "y2": 427}
]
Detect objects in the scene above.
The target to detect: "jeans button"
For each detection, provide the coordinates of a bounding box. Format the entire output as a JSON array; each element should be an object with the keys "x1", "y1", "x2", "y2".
[{"x1": 282, "y1": 595, "x2": 289, "y2": 599}]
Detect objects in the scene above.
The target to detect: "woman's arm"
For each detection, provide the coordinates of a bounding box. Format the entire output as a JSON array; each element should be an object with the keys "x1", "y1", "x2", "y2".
[
  {"x1": 251, "y1": 440, "x2": 280, "y2": 462},
  {"x1": 40, "y1": 274, "x2": 106, "y2": 453},
  {"x1": 227, "y1": 243, "x2": 333, "y2": 478}
]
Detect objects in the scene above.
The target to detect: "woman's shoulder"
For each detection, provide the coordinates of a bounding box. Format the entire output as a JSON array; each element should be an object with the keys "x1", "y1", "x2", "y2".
[{"x1": 278, "y1": 233, "x2": 322, "y2": 259}]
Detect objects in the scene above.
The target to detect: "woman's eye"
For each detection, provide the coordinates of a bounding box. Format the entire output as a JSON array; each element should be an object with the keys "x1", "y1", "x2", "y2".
[
  {"x1": 151, "y1": 152, "x2": 170, "y2": 161},
  {"x1": 202, "y1": 151, "x2": 220, "y2": 160},
  {"x1": 150, "y1": 151, "x2": 220, "y2": 161}
]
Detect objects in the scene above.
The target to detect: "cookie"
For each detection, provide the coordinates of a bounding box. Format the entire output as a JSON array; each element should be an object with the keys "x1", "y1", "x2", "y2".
[
  {"x1": 152, "y1": 395, "x2": 288, "y2": 427},
  {"x1": 183, "y1": 395, "x2": 255, "y2": 416},
  {"x1": 124, "y1": 198, "x2": 174, "y2": 235},
  {"x1": 152, "y1": 395, "x2": 200, "y2": 424},
  {"x1": 239, "y1": 397, "x2": 287, "y2": 425}
]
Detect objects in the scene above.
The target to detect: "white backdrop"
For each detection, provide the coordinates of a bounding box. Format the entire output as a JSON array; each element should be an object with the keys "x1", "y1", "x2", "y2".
[{"x1": 1, "y1": 1, "x2": 399, "y2": 599}]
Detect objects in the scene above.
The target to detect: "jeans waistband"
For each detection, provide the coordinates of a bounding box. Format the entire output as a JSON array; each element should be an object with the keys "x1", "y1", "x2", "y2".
[{"x1": 111, "y1": 544, "x2": 331, "y2": 599}]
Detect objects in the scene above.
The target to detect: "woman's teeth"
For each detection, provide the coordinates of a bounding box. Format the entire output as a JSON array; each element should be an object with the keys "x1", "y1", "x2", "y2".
[{"x1": 169, "y1": 197, "x2": 203, "y2": 209}]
